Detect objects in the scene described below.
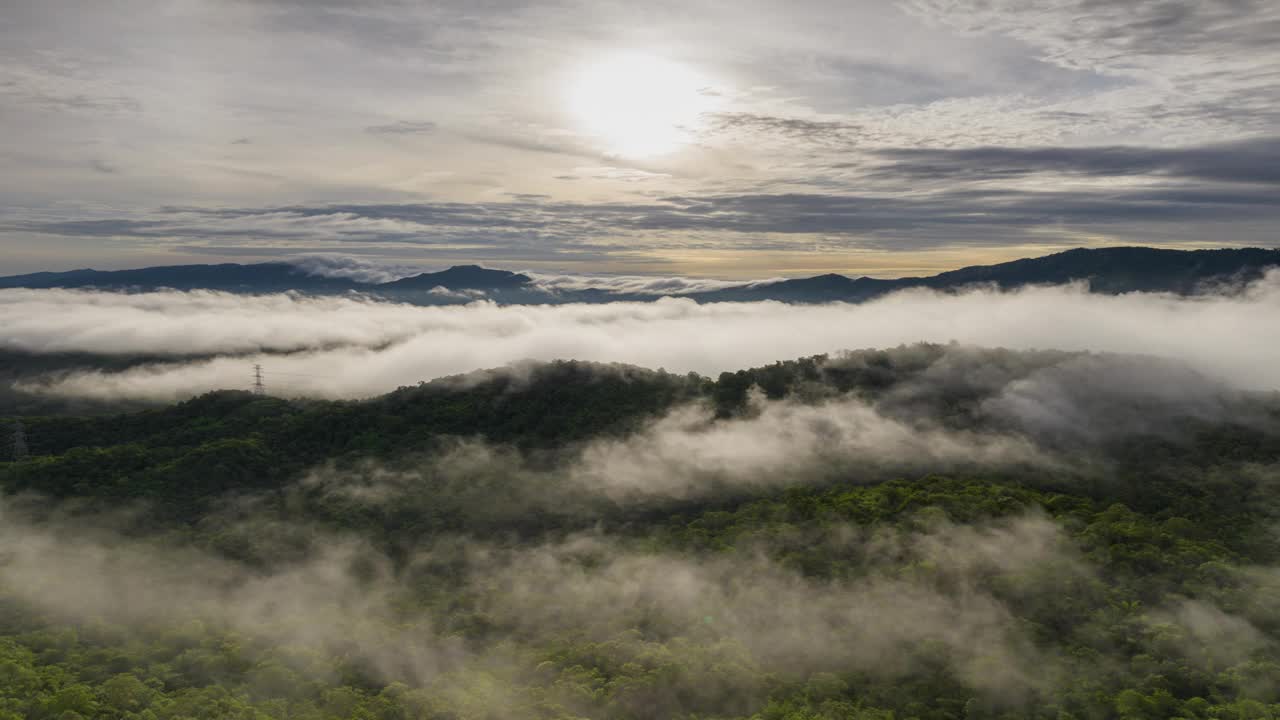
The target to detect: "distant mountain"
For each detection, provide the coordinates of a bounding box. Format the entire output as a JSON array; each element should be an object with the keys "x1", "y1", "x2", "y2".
[
  {"x1": 1, "y1": 247, "x2": 1277, "y2": 303},
  {"x1": 379, "y1": 264, "x2": 532, "y2": 291},
  {"x1": 0, "y1": 262, "x2": 362, "y2": 293},
  {"x1": 915, "y1": 246, "x2": 1280, "y2": 294},
  {"x1": 690, "y1": 246, "x2": 1280, "y2": 303},
  {"x1": 689, "y1": 273, "x2": 895, "y2": 303}
]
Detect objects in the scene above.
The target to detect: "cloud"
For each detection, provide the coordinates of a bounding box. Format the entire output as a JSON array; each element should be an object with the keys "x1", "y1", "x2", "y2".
[
  {"x1": 89, "y1": 157, "x2": 119, "y2": 174},
  {"x1": 3, "y1": 0, "x2": 1278, "y2": 273},
  {"x1": 524, "y1": 270, "x2": 765, "y2": 295},
  {"x1": 706, "y1": 112, "x2": 866, "y2": 144},
  {"x1": 1143, "y1": 600, "x2": 1270, "y2": 671},
  {"x1": 0, "y1": 495, "x2": 1082, "y2": 704},
  {"x1": 565, "y1": 396, "x2": 1053, "y2": 503},
  {"x1": 287, "y1": 254, "x2": 424, "y2": 283},
  {"x1": 905, "y1": 0, "x2": 1280, "y2": 66},
  {"x1": 475, "y1": 518, "x2": 1076, "y2": 700},
  {"x1": 365, "y1": 120, "x2": 438, "y2": 135},
  {"x1": 0, "y1": 81, "x2": 143, "y2": 115},
  {"x1": 6, "y1": 273, "x2": 1280, "y2": 403},
  {"x1": 0, "y1": 502, "x2": 462, "y2": 685},
  {"x1": 979, "y1": 353, "x2": 1249, "y2": 444},
  {"x1": 0, "y1": 288, "x2": 441, "y2": 358},
  {"x1": 427, "y1": 285, "x2": 487, "y2": 300},
  {"x1": 13, "y1": 170, "x2": 1280, "y2": 258},
  {"x1": 284, "y1": 340, "x2": 1279, "y2": 516},
  {"x1": 302, "y1": 381, "x2": 1057, "y2": 516},
  {"x1": 868, "y1": 137, "x2": 1280, "y2": 185}
]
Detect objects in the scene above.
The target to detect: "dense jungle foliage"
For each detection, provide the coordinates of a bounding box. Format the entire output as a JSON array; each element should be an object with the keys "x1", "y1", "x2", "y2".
[{"x1": 3, "y1": 344, "x2": 1280, "y2": 720}]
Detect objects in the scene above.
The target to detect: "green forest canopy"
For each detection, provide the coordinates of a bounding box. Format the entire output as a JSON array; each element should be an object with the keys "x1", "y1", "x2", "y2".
[{"x1": 3, "y1": 344, "x2": 1280, "y2": 720}]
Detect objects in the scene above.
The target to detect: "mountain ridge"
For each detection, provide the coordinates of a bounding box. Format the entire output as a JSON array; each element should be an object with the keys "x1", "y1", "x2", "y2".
[{"x1": 2, "y1": 246, "x2": 1277, "y2": 303}]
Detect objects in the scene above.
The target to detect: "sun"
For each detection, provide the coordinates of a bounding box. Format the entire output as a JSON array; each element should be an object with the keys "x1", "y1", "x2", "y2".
[{"x1": 567, "y1": 52, "x2": 716, "y2": 158}]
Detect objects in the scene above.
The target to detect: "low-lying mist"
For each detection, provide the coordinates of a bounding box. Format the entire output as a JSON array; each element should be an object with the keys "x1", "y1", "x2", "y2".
[
  {"x1": 3, "y1": 270, "x2": 1279, "y2": 403},
  {"x1": 5, "y1": 476, "x2": 1278, "y2": 718},
  {"x1": 0, "y1": 498, "x2": 1109, "y2": 708},
  {"x1": 5, "y1": 279, "x2": 1280, "y2": 717}
]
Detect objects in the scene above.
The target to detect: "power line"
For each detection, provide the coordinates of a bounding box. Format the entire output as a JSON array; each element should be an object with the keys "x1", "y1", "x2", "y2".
[
  {"x1": 248, "y1": 364, "x2": 341, "y2": 396},
  {"x1": 266, "y1": 370, "x2": 337, "y2": 379}
]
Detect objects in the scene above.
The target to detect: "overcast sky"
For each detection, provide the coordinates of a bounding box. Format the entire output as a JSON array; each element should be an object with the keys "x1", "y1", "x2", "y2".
[{"x1": 2, "y1": 0, "x2": 1278, "y2": 277}]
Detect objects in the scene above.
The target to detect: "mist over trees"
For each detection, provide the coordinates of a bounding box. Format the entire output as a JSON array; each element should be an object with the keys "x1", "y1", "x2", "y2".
[
  {"x1": 4, "y1": 269, "x2": 1280, "y2": 407},
  {"x1": 3, "y1": 340, "x2": 1280, "y2": 719}
]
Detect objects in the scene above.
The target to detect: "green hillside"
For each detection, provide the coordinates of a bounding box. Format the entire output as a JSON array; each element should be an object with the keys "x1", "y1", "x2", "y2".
[{"x1": 3, "y1": 345, "x2": 1280, "y2": 720}]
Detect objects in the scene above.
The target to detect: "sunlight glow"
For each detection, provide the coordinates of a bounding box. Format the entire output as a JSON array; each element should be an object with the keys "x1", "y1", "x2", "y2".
[{"x1": 567, "y1": 52, "x2": 717, "y2": 157}]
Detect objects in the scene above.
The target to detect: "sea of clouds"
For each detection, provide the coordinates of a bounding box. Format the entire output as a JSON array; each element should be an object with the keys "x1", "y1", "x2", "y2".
[{"x1": 2, "y1": 271, "x2": 1277, "y2": 402}]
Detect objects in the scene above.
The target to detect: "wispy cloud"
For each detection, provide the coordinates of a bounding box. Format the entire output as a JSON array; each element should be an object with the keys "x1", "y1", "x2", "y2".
[
  {"x1": 365, "y1": 120, "x2": 438, "y2": 135},
  {"x1": 867, "y1": 137, "x2": 1280, "y2": 185}
]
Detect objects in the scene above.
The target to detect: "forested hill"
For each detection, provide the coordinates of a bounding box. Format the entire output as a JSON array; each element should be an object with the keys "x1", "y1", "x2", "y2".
[
  {"x1": 7, "y1": 346, "x2": 1278, "y2": 522},
  {"x1": 2, "y1": 246, "x2": 1277, "y2": 304},
  {"x1": 3, "y1": 345, "x2": 1280, "y2": 719}
]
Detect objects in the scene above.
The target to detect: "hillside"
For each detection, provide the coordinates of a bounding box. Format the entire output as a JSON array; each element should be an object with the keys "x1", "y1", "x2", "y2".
[{"x1": 3, "y1": 346, "x2": 1280, "y2": 719}]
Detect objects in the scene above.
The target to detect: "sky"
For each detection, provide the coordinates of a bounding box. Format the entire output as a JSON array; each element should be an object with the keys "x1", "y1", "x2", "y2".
[{"x1": 1, "y1": 0, "x2": 1278, "y2": 278}]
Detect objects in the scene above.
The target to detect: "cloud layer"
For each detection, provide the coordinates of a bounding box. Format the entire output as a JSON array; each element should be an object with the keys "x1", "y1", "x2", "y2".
[
  {"x1": 0, "y1": 497, "x2": 1083, "y2": 703},
  {"x1": 5, "y1": 273, "x2": 1280, "y2": 403},
  {"x1": 2, "y1": 1, "x2": 1278, "y2": 273}
]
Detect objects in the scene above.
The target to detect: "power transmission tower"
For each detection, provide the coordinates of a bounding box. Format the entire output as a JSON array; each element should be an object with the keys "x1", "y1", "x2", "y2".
[
  {"x1": 252, "y1": 364, "x2": 266, "y2": 396},
  {"x1": 11, "y1": 419, "x2": 28, "y2": 461}
]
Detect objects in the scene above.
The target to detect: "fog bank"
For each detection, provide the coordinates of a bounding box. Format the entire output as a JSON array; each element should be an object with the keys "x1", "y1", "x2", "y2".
[{"x1": 4, "y1": 272, "x2": 1279, "y2": 402}]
